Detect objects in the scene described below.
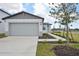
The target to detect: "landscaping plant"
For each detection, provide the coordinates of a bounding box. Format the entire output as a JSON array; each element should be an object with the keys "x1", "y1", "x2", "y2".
[{"x1": 49, "y1": 3, "x2": 79, "y2": 43}]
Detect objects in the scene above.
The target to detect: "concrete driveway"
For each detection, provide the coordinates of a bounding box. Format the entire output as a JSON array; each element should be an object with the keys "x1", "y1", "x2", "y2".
[{"x1": 0, "y1": 36, "x2": 38, "y2": 56}]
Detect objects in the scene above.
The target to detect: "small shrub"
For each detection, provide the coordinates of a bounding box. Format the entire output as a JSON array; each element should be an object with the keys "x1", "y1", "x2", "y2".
[
  {"x1": 0, "y1": 33, "x2": 6, "y2": 38},
  {"x1": 57, "y1": 39, "x2": 64, "y2": 44},
  {"x1": 39, "y1": 33, "x2": 55, "y2": 39}
]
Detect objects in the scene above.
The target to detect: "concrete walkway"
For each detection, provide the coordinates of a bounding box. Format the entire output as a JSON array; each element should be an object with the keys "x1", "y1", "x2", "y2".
[
  {"x1": 0, "y1": 36, "x2": 38, "y2": 56},
  {"x1": 48, "y1": 33, "x2": 66, "y2": 41},
  {"x1": 39, "y1": 39, "x2": 63, "y2": 42},
  {"x1": 39, "y1": 33, "x2": 66, "y2": 42}
]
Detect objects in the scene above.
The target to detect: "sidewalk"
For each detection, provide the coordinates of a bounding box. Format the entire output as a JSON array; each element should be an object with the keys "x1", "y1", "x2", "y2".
[
  {"x1": 39, "y1": 33, "x2": 66, "y2": 42},
  {"x1": 48, "y1": 33, "x2": 66, "y2": 41}
]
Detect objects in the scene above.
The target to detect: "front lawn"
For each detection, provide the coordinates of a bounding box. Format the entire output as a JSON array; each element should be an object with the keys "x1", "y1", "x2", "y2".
[
  {"x1": 36, "y1": 42, "x2": 56, "y2": 56},
  {"x1": 36, "y1": 42, "x2": 79, "y2": 56},
  {"x1": 52, "y1": 31, "x2": 79, "y2": 42}
]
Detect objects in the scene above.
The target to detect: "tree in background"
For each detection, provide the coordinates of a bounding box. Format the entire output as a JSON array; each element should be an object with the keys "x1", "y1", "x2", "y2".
[{"x1": 49, "y1": 3, "x2": 79, "y2": 43}]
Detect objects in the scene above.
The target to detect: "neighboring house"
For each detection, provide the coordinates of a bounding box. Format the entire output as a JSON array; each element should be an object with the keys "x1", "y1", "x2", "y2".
[
  {"x1": 43, "y1": 23, "x2": 52, "y2": 33},
  {"x1": 0, "y1": 9, "x2": 11, "y2": 33},
  {"x1": 2, "y1": 11, "x2": 44, "y2": 37}
]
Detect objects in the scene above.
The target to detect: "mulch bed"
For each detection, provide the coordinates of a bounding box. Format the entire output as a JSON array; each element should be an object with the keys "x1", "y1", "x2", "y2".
[
  {"x1": 52, "y1": 45, "x2": 79, "y2": 56},
  {"x1": 39, "y1": 33, "x2": 55, "y2": 39}
]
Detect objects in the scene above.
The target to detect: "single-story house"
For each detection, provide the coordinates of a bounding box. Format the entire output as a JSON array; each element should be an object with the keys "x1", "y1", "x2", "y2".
[
  {"x1": 43, "y1": 23, "x2": 52, "y2": 33},
  {"x1": 0, "y1": 9, "x2": 11, "y2": 33},
  {"x1": 2, "y1": 11, "x2": 44, "y2": 37},
  {"x1": 0, "y1": 9, "x2": 52, "y2": 37}
]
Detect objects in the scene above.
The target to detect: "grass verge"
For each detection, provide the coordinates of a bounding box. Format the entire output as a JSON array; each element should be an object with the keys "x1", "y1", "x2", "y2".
[{"x1": 36, "y1": 42, "x2": 79, "y2": 56}]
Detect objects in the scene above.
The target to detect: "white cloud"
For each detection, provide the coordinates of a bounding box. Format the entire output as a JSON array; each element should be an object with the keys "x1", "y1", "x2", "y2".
[
  {"x1": 33, "y1": 3, "x2": 50, "y2": 21},
  {"x1": 0, "y1": 3, "x2": 22, "y2": 14},
  {"x1": 33, "y1": 3, "x2": 60, "y2": 28},
  {"x1": 33, "y1": 3, "x2": 47, "y2": 16}
]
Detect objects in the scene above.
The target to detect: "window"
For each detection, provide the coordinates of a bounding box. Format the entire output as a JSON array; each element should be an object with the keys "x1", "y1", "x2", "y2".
[
  {"x1": 43, "y1": 27, "x2": 46, "y2": 30},
  {"x1": 0, "y1": 21, "x2": 2, "y2": 23}
]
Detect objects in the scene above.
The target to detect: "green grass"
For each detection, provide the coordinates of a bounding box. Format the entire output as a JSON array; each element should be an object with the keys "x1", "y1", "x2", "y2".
[
  {"x1": 36, "y1": 42, "x2": 56, "y2": 56},
  {"x1": 70, "y1": 44, "x2": 79, "y2": 49},
  {"x1": 36, "y1": 42, "x2": 79, "y2": 56},
  {"x1": 36, "y1": 31, "x2": 79, "y2": 56},
  {"x1": 71, "y1": 33, "x2": 79, "y2": 42},
  {"x1": 52, "y1": 31, "x2": 79, "y2": 42}
]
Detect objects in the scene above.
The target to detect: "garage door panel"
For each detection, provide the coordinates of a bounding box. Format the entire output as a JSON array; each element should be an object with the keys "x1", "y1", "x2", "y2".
[{"x1": 9, "y1": 23, "x2": 39, "y2": 36}]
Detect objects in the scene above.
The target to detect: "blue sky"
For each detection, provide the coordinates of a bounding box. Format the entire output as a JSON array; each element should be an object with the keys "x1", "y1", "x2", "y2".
[
  {"x1": 22, "y1": 3, "x2": 35, "y2": 13},
  {"x1": 22, "y1": 3, "x2": 79, "y2": 29}
]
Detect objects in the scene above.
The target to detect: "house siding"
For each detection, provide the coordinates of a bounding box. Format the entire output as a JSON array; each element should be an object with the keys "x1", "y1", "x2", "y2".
[
  {"x1": 0, "y1": 11, "x2": 9, "y2": 33},
  {"x1": 6, "y1": 13, "x2": 42, "y2": 19}
]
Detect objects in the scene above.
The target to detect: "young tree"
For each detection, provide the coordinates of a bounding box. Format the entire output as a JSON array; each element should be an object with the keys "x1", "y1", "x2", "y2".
[
  {"x1": 53, "y1": 21, "x2": 57, "y2": 32},
  {"x1": 49, "y1": 3, "x2": 79, "y2": 44}
]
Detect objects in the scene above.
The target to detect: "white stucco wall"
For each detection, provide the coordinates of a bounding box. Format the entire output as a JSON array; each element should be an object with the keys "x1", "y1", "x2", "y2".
[{"x1": 5, "y1": 19, "x2": 43, "y2": 36}]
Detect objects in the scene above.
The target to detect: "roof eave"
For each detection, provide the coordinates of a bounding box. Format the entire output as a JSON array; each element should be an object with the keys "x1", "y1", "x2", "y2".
[
  {"x1": 0, "y1": 9, "x2": 11, "y2": 16},
  {"x1": 2, "y1": 11, "x2": 44, "y2": 21}
]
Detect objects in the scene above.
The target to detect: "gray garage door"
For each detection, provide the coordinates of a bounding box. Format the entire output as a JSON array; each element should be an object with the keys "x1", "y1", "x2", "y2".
[{"x1": 9, "y1": 23, "x2": 39, "y2": 36}]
